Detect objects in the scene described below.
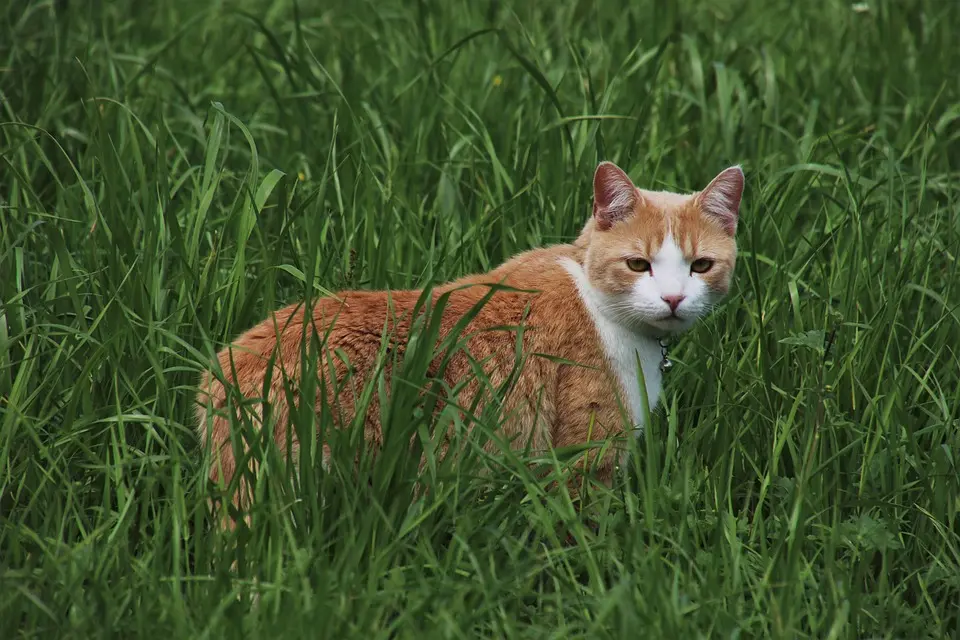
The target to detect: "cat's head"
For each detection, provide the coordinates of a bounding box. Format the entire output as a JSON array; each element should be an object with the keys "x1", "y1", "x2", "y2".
[{"x1": 579, "y1": 160, "x2": 743, "y2": 336}]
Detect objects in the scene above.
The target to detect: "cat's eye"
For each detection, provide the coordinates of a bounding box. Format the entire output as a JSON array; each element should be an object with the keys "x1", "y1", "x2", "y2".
[
  {"x1": 626, "y1": 258, "x2": 651, "y2": 273},
  {"x1": 691, "y1": 258, "x2": 714, "y2": 274}
]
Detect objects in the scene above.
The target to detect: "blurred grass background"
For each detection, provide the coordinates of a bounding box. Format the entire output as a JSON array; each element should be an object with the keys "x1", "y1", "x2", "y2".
[{"x1": 2, "y1": 0, "x2": 959, "y2": 637}]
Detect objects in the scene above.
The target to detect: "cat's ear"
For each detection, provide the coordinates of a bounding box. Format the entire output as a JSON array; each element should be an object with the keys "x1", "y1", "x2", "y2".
[
  {"x1": 697, "y1": 165, "x2": 744, "y2": 236},
  {"x1": 593, "y1": 161, "x2": 639, "y2": 231}
]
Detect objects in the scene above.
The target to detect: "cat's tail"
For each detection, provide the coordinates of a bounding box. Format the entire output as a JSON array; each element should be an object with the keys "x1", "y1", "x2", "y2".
[
  {"x1": 195, "y1": 340, "x2": 302, "y2": 533},
  {"x1": 195, "y1": 363, "x2": 249, "y2": 532}
]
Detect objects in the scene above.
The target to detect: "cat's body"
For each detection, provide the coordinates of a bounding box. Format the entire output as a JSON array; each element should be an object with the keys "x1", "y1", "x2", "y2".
[{"x1": 196, "y1": 161, "x2": 744, "y2": 527}]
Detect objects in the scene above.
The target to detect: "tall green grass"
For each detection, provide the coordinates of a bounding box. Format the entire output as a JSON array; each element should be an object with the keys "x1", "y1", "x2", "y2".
[{"x1": 3, "y1": 0, "x2": 960, "y2": 636}]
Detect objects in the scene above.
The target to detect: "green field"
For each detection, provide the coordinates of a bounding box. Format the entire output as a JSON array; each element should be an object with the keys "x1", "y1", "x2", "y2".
[{"x1": 3, "y1": 0, "x2": 960, "y2": 637}]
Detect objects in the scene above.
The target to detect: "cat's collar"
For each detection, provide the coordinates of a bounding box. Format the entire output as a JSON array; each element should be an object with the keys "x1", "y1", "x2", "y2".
[{"x1": 657, "y1": 337, "x2": 673, "y2": 373}]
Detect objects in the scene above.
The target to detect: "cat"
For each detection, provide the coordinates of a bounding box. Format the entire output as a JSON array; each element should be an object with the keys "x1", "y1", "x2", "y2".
[{"x1": 196, "y1": 160, "x2": 744, "y2": 530}]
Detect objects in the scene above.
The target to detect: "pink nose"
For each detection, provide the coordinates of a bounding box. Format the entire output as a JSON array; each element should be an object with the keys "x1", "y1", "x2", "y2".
[{"x1": 662, "y1": 295, "x2": 685, "y2": 312}]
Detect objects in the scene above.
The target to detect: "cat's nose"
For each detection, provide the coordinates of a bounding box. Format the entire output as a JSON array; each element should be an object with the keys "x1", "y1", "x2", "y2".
[{"x1": 662, "y1": 295, "x2": 685, "y2": 312}]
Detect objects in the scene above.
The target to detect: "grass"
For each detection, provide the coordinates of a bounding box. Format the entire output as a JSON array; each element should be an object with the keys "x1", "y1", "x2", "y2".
[{"x1": 2, "y1": 0, "x2": 960, "y2": 636}]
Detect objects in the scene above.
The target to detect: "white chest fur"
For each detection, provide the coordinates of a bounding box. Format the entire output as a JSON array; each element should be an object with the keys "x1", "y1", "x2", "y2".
[{"x1": 559, "y1": 258, "x2": 663, "y2": 433}]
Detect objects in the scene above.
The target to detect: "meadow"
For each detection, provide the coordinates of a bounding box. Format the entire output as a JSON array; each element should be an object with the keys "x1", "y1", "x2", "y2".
[{"x1": 2, "y1": 0, "x2": 960, "y2": 637}]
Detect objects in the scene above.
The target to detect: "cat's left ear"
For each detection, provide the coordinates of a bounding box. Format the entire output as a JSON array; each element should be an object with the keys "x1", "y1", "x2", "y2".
[{"x1": 697, "y1": 166, "x2": 744, "y2": 236}]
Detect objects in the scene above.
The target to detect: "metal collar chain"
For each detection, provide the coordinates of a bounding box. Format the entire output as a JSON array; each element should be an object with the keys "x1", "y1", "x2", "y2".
[{"x1": 658, "y1": 338, "x2": 673, "y2": 373}]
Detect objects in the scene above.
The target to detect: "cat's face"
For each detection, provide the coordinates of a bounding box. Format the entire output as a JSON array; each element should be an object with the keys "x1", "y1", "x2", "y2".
[{"x1": 583, "y1": 161, "x2": 743, "y2": 336}]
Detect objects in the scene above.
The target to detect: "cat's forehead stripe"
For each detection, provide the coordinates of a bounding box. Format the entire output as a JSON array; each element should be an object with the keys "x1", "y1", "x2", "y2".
[
  {"x1": 651, "y1": 232, "x2": 684, "y2": 264},
  {"x1": 620, "y1": 189, "x2": 731, "y2": 259},
  {"x1": 626, "y1": 195, "x2": 695, "y2": 256}
]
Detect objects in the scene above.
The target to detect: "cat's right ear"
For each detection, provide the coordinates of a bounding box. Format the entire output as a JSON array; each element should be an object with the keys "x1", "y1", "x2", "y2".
[{"x1": 593, "y1": 161, "x2": 638, "y2": 231}]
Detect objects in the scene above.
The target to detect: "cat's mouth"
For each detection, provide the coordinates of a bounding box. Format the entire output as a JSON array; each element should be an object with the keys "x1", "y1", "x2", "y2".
[
  {"x1": 648, "y1": 314, "x2": 692, "y2": 332},
  {"x1": 658, "y1": 312, "x2": 686, "y2": 323}
]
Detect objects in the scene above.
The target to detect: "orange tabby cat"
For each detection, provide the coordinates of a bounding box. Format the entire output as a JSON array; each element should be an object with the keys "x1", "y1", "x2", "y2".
[{"x1": 196, "y1": 161, "x2": 744, "y2": 528}]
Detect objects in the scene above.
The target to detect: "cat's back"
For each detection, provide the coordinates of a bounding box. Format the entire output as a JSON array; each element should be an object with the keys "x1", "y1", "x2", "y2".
[
  {"x1": 205, "y1": 287, "x2": 423, "y2": 388},
  {"x1": 195, "y1": 244, "x2": 586, "y2": 435}
]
